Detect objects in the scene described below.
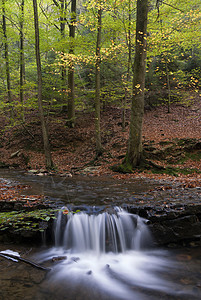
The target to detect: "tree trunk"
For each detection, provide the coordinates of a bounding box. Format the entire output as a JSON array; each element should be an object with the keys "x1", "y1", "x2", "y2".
[
  {"x1": 60, "y1": 0, "x2": 67, "y2": 106},
  {"x1": 2, "y1": 0, "x2": 12, "y2": 116},
  {"x1": 19, "y1": 0, "x2": 25, "y2": 122},
  {"x1": 67, "y1": 0, "x2": 76, "y2": 128},
  {"x1": 125, "y1": 0, "x2": 148, "y2": 168},
  {"x1": 33, "y1": 0, "x2": 53, "y2": 169},
  {"x1": 122, "y1": 0, "x2": 132, "y2": 131},
  {"x1": 95, "y1": 4, "x2": 102, "y2": 156},
  {"x1": 165, "y1": 59, "x2": 171, "y2": 113}
]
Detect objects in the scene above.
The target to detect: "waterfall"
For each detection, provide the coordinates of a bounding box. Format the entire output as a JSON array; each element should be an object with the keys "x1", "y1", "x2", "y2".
[
  {"x1": 35, "y1": 206, "x2": 195, "y2": 300},
  {"x1": 54, "y1": 206, "x2": 152, "y2": 253}
]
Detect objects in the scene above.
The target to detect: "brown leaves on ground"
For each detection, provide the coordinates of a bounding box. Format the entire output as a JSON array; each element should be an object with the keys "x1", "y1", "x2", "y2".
[
  {"x1": 0, "y1": 95, "x2": 200, "y2": 186},
  {"x1": 0, "y1": 182, "x2": 48, "y2": 209}
]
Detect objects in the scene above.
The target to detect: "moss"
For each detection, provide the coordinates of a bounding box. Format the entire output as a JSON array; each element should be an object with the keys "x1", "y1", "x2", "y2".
[
  {"x1": 159, "y1": 141, "x2": 173, "y2": 146},
  {"x1": 0, "y1": 209, "x2": 58, "y2": 233},
  {"x1": 178, "y1": 150, "x2": 201, "y2": 164},
  {"x1": 110, "y1": 156, "x2": 159, "y2": 174},
  {"x1": 151, "y1": 166, "x2": 200, "y2": 176},
  {"x1": 175, "y1": 138, "x2": 197, "y2": 146},
  {"x1": 110, "y1": 162, "x2": 133, "y2": 173}
]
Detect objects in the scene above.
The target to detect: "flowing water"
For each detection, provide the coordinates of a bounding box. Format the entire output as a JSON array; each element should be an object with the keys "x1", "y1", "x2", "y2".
[
  {"x1": 0, "y1": 170, "x2": 201, "y2": 299},
  {"x1": 30, "y1": 207, "x2": 199, "y2": 300}
]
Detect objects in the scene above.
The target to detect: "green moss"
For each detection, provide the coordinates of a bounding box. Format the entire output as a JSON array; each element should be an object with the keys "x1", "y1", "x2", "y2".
[
  {"x1": 0, "y1": 209, "x2": 58, "y2": 232},
  {"x1": 159, "y1": 141, "x2": 173, "y2": 146},
  {"x1": 151, "y1": 166, "x2": 200, "y2": 176},
  {"x1": 178, "y1": 151, "x2": 201, "y2": 164},
  {"x1": 175, "y1": 138, "x2": 197, "y2": 146},
  {"x1": 110, "y1": 162, "x2": 133, "y2": 173}
]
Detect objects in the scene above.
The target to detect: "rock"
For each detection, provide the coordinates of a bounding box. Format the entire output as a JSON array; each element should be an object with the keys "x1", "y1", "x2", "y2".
[
  {"x1": 52, "y1": 256, "x2": 67, "y2": 262},
  {"x1": 60, "y1": 173, "x2": 72, "y2": 177},
  {"x1": 149, "y1": 215, "x2": 201, "y2": 245},
  {"x1": 127, "y1": 201, "x2": 201, "y2": 246},
  {"x1": 10, "y1": 150, "x2": 21, "y2": 158},
  {"x1": 28, "y1": 169, "x2": 38, "y2": 174},
  {"x1": 82, "y1": 166, "x2": 100, "y2": 174}
]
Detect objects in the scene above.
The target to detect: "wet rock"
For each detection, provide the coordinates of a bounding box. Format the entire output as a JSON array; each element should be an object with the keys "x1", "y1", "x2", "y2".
[
  {"x1": 71, "y1": 257, "x2": 80, "y2": 262},
  {"x1": 28, "y1": 169, "x2": 38, "y2": 174},
  {"x1": 127, "y1": 201, "x2": 201, "y2": 246},
  {"x1": 52, "y1": 256, "x2": 67, "y2": 262},
  {"x1": 36, "y1": 172, "x2": 44, "y2": 176},
  {"x1": 86, "y1": 270, "x2": 92, "y2": 275},
  {"x1": 150, "y1": 215, "x2": 201, "y2": 245}
]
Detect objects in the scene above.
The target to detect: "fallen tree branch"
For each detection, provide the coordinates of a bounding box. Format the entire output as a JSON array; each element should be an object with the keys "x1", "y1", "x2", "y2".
[{"x1": 0, "y1": 253, "x2": 51, "y2": 272}]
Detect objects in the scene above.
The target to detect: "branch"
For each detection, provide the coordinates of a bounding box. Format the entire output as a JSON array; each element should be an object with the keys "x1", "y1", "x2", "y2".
[
  {"x1": 52, "y1": 0, "x2": 60, "y2": 8},
  {"x1": 156, "y1": 0, "x2": 184, "y2": 20},
  {"x1": 0, "y1": 253, "x2": 51, "y2": 272},
  {"x1": 39, "y1": 2, "x2": 60, "y2": 31},
  {"x1": 163, "y1": 1, "x2": 185, "y2": 13},
  {"x1": 21, "y1": 122, "x2": 35, "y2": 140}
]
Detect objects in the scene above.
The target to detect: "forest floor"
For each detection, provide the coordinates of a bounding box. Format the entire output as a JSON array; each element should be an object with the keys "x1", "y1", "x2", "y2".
[{"x1": 0, "y1": 94, "x2": 201, "y2": 187}]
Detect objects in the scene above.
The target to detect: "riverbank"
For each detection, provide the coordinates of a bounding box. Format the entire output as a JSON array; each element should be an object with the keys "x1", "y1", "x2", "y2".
[{"x1": 0, "y1": 97, "x2": 200, "y2": 184}]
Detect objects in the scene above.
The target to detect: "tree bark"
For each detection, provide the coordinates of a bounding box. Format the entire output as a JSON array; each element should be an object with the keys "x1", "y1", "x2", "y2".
[
  {"x1": 2, "y1": 0, "x2": 12, "y2": 114},
  {"x1": 67, "y1": 0, "x2": 76, "y2": 128},
  {"x1": 33, "y1": 0, "x2": 53, "y2": 169},
  {"x1": 165, "y1": 59, "x2": 171, "y2": 113},
  {"x1": 122, "y1": 0, "x2": 132, "y2": 131},
  {"x1": 125, "y1": 0, "x2": 148, "y2": 167},
  {"x1": 19, "y1": 0, "x2": 25, "y2": 122},
  {"x1": 60, "y1": 0, "x2": 67, "y2": 97},
  {"x1": 95, "y1": 4, "x2": 102, "y2": 156}
]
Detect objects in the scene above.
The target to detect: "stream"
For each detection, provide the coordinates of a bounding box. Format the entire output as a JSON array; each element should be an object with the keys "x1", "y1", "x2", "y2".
[{"x1": 0, "y1": 169, "x2": 201, "y2": 299}]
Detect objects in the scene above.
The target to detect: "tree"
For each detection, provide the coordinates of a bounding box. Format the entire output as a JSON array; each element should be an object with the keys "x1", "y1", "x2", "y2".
[
  {"x1": 67, "y1": 0, "x2": 76, "y2": 128},
  {"x1": 2, "y1": 0, "x2": 12, "y2": 116},
  {"x1": 94, "y1": 1, "x2": 103, "y2": 156},
  {"x1": 19, "y1": 0, "x2": 25, "y2": 121},
  {"x1": 123, "y1": 0, "x2": 148, "y2": 169},
  {"x1": 122, "y1": 0, "x2": 132, "y2": 130},
  {"x1": 33, "y1": 0, "x2": 53, "y2": 169},
  {"x1": 146, "y1": 0, "x2": 201, "y2": 109}
]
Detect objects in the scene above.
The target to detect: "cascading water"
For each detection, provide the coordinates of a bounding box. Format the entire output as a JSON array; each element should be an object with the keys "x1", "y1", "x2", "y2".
[
  {"x1": 54, "y1": 206, "x2": 152, "y2": 253},
  {"x1": 35, "y1": 206, "x2": 197, "y2": 300}
]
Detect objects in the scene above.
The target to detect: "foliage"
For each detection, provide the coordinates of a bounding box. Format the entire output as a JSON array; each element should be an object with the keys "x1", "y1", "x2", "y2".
[
  {"x1": 146, "y1": 0, "x2": 201, "y2": 106},
  {"x1": 0, "y1": 0, "x2": 200, "y2": 116}
]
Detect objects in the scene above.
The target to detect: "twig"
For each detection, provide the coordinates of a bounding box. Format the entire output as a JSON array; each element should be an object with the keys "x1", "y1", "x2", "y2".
[
  {"x1": 0, "y1": 253, "x2": 51, "y2": 272},
  {"x1": 21, "y1": 123, "x2": 35, "y2": 140}
]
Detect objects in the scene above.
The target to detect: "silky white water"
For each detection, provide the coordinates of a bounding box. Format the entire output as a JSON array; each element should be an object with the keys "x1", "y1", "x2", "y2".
[
  {"x1": 54, "y1": 206, "x2": 152, "y2": 252},
  {"x1": 35, "y1": 207, "x2": 196, "y2": 299}
]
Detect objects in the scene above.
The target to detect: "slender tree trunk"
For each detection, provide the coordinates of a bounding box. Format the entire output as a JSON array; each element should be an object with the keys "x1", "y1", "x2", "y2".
[
  {"x1": 95, "y1": 4, "x2": 102, "y2": 156},
  {"x1": 33, "y1": 0, "x2": 53, "y2": 169},
  {"x1": 60, "y1": 0, "x2": 67, "y2": 106},
  {"x1": 122, "y1": 0, "x2": 132, "y2": 131},
  {"x1": 67, "y1": 0, "x2": 76, "y2": 128},
  {"x1": 165, "y1": 60, "x2": 171, "y2": 113},
  {"x1": 125, "y1": 0, "x2": 148, "y2": 168},
  {"x1": 19, "y1": 0, "x2": 25, "y2": 122},
  {"x1": 2, "y1": 0, "x2": 12, "y2": 117}
]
